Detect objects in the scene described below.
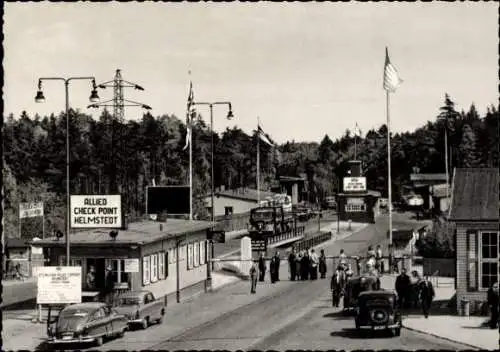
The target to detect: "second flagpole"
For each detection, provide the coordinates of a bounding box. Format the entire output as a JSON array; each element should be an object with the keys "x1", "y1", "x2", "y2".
[
  {"x1": 386, "y1": 90, "x2": 393, "y2": 256},
  {"x1": 257, "y1": 118, "x2": 260, "y2": 205}
]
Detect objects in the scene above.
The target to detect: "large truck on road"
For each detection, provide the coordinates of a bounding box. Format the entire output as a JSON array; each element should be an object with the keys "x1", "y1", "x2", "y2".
[{"x1": 248, "y1": 205, "x2": 295, "y2": 237}]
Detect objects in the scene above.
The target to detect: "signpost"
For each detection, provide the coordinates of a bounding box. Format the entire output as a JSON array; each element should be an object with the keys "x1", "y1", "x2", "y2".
[
  {"x1": 19, "y1": 202, "x2": 45, "y2": 238},
  {"x1": 251, "y1": 238, "x2": 267, "y2": 252},
  {"x1": 343, "y1": 177, "x2": 367, "y2": 192},
  {"x1": 36, "y1": 266, "x2": 82, "y2": 305},
  {"x1": 70, "y1": 195, "x2": 122, "y2": 228}
]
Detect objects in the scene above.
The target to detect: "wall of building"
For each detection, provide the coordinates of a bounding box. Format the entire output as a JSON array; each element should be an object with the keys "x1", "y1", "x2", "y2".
[
  {"x1": 456, "y1": 221, "x2": 499, "y2": 315},
  {"x1": 205, "y1": 196, "x2": 257, "y2": 217}
]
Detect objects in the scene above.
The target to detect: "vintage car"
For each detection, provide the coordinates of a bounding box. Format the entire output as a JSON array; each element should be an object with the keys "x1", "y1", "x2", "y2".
[
  {"x1": 115, "y1": 290, "x2": 165, "y2": 329},
  {"x1": 46, "y1": 302, "x2": 128, "y2": 347},
  {"x1": 343, "y1": 275, "x2": 381, "y2": 314},
  {"x1": 354, "y1": 290, "x2": 402, "y2": 337}
]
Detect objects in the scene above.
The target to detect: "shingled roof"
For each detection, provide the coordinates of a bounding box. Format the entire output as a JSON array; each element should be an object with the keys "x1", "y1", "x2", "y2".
[{"x1": 449, "y1": 168, "x2": 499, "y2": 221}]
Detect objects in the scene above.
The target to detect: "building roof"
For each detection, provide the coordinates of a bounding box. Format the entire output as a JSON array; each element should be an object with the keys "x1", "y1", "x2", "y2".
[
  {"x1": 278, "y1": 176, "x2": 306, "y2": 183},
  {"x1": 338, "y1": 190, "x2": 381, "y2": 197},
  {"x1": 212, "y1": 187, "x2": 278, "y2": 202},
  {"x1": 30, "y1": 218, "x2": 214, "y2": 248},
  {"x1": 410, "y1": 173, "x2": 447, "y2": 182},
  {"x1": 449, "y1": 168, "x2": 499, "y2": 221}
]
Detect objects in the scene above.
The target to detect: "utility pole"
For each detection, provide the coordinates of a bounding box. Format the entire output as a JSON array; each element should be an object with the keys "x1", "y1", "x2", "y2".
[{"x1": 89, "y1": 69, "x2": 151, "y2": 195}]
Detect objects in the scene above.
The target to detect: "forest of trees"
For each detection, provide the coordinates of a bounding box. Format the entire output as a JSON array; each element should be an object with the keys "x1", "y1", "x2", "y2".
[{"x1": 3, "y1": 93, "x2": 499, "y2": 242}]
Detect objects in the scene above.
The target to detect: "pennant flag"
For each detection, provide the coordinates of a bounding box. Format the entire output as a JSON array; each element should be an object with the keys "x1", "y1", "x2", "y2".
[
  {"x1": 354, "y1": 122, "x2": 362, "y2": 137},
  {"x1": 383, "y1": 47, "x2": 403, "y2": 93},
  {"x1": 152, "y1": 178, "x2": 156, "y2": 187},
  {"x1": 257, "y1": 124, "x2": 274, "y2": 146},
  {"x1": 183, "y1": 81, "x2": 195, "y2": 151}
]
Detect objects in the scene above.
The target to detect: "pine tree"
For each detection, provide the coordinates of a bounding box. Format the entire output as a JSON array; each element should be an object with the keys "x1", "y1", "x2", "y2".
[{"x1": 459, "y1": 124, "x2": 478, "y2": 168}]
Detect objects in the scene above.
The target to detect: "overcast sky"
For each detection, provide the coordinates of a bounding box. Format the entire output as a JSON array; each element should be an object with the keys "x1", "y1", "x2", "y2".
[{"x1": 4, "y1": 2, "x2": 498, "y2": 143}]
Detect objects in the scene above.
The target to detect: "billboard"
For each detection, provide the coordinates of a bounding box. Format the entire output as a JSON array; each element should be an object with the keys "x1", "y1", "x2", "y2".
[
  {"x1": 19, "y1": 202, "x2": 44, "y2": 219},
  {"x1": 36, "y1": 266, "x2": 82, "y2": 304},
  {"x1": 343, "y1": 177, "x2": 367, "y2": 192},
  {"x1": 146, "y1": 186, "x2": 190, "y2": 215},
  {"x1": 70, "y1": 195, "x2": 122, "y2": 228}
]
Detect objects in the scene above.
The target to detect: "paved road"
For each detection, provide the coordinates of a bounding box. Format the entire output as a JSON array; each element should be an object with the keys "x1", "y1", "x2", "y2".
[{"x1": 67, "y1": 213, "x2": 470, "y2": 351}]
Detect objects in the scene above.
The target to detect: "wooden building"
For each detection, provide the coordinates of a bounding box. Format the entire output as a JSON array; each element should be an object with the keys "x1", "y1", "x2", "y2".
[
  {"x1": 449, "y1": 168, "x2": 499, "y2": 315},
  {"x1": 32, "y1": 219, "x2": 214, "y2": 304}
]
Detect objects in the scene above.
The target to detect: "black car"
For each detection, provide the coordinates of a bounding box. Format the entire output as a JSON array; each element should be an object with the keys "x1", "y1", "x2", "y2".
[{"x1": 354, "y1": 290, "x2": 402, "y2": 337}]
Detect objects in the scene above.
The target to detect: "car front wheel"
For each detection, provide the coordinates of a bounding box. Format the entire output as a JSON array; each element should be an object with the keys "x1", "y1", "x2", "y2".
[
  {"x1": 95, "y1": 336, "x2": 103, "y2": 346},
  {"x1": 141, "y1": 317, "x2": 148, "y2": 329}
]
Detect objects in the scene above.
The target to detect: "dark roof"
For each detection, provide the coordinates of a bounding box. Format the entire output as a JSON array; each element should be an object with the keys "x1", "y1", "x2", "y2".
[
  {"x1": 6, "y1": 238, "x2": 29, "y2": 248},
  {"x1": 338, "y1": 189, "x2": 381, "y2": 197},
  {"x1": 30, "y1": 219, "x2": 214, "y2": 248},
  {"x1": 212, "y1": 188, "x2": 278, "y2": 202},
  {"x1": 410, "y1": 173, "x2": 447, "y2": 181},
  {"x1": 279, "y1": 176, "x2": 306, "y2": 183},
  {"x1": 449, "y1": 168, "x2": 499, "y2": 221}
]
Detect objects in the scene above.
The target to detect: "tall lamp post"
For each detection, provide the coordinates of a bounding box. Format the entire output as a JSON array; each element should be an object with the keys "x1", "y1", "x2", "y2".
[
  {"x1": 191, "y1": 101, "x2": 234, "y2": 223},
  {"x1": 35, "y1": 77, "x2": 100, "y2": 266}
]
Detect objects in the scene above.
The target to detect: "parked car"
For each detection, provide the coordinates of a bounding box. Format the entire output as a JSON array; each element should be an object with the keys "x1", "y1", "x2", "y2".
[
  {"x1": 354, "y1": 290, "x2": 402, "y2": 337},
  {"x1": 115, "y1": 290, "x2": 165, "y2": 329},
  {"x1": 46, "y1": 302, "x2": 128, "y2": 347}
]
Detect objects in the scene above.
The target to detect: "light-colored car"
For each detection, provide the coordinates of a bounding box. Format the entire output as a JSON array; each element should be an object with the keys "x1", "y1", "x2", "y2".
[
  {"x1": 115, "y1": 290, "x2": 165, "y2": 329},
  {"x1": 47, "y1": 302, "x2": 128, "y2": 347}
]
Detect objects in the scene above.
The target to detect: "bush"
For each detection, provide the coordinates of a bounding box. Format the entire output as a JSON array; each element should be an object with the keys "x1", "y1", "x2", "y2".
[{"x1": 416, "y1": 217, "x2": 456, "y2": 258}]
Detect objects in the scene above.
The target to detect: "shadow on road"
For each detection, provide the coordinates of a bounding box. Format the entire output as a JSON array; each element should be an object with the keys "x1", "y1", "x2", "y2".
[
  {"x1": 329, "y1": 328, "x2": 359, "y2": 339},
  {"x1": 323, "y1": 310, "x2": 353, "y2": 321},
  {"x1": 400, "y1": 299, "x2": 455, "y2": 317}
]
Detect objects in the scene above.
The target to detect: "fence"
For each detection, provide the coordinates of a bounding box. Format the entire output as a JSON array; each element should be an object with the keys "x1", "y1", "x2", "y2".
[
  {"x1": 267, "y1": 226, "x2": 305, "y2": 245},
  {"x1": 293, "y1": 231, "x2": 332, "y2": 252},
  {"x1": 423, "y1": 258, "x2": 455, "y2": 277},
  {"x1": 214, "y1": 212, "x2": 250, "y2": 232}
]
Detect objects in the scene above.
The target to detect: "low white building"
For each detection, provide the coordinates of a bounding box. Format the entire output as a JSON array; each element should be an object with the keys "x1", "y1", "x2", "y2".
[{"x1": 204, "y1": 187, "x2": 280, "y2": 217}]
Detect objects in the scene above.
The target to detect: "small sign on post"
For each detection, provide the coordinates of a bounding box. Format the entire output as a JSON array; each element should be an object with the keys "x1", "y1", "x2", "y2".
[
  {"x1": 251, "y1": 239, "x2": 267, "y2": 252},
  {"x1": 124, "y1": 258, "x2": 139, "y2": 273},
  {"x1": 70, "y1": 195, "x2": 122, "y2": 228},
  {"x1": 36, "y1": 266, "x2": 82, "y2": 305},
  {"x1": 19, "y1": 202, "x2": 44, "y2": 219}
]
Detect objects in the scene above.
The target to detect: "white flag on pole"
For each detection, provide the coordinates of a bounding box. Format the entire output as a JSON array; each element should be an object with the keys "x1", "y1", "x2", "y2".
[
  {"x1": 383, "y1": 47, "x2": 403, "y2": 93},
  {"x1": 257, "y1": 124, "x2": 274, "y2": 146}
]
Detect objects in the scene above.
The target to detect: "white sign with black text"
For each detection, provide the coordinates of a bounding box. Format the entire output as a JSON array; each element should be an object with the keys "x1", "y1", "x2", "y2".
[
  {"x1": 36, "y1": 266, "x2": 82, "y2": 304},
  {"x1": 70, "y1": 195, "x2": 122, "y2": 228},
  {"x1": 124, "y1": 258, "x2": 139, "y2": 273},
  {"x1": 343, "y1": 177, "x2": 367, "y2": 192},
  {"x1": 19, "y1": 202, "x2": 44, "y2": 219}
]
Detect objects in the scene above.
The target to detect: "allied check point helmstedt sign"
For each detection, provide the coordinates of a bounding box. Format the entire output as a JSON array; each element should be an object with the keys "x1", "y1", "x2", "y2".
[{"x1": 70, "y1": 195, "x2": 122, "y2": 228}]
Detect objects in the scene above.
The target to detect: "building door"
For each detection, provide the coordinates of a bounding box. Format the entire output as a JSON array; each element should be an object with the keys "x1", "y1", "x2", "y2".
[{"x1": 94, "y1": 258, "x2": 106, "y2": 291}]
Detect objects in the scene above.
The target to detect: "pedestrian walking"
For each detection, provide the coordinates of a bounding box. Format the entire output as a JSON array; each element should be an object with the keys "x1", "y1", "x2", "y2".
[
  {"x1": 410, "y1": 270, "x2": 423, "y2": 308},
  {"x1": 319, "y1": 249, "x2": 327, "y2": 279},
  {"x1": 309, "y1": 249, "x2": 319, "y2": 280},
  {"x1": 487, "y1": 282, "x2": 499, "y2": 329},
  {"x1": 395, "y1": 268, "x2": 410, "y2": 309},
  {"x1": 418, "y1": 276, "x2": 435, "y2": 318},
  {"x1": 258, "y1": 252, "x2": 266, "y2": 282},
  {"x1": 331, "y1": 265, "x2": 346, "y2": 307},
  {"x1": 295, "y1": 251, "x2": 302, "y2": 281},
  {"x1": 375, "y1": 245, "x2": 384, "y2": 274},
  {"x1": 269, "y1": 255, "x2": 276, "y2": 283},
  {"x1": 250, "y1": 261, "x2": 258, "y2": 294},
  {"x1": 301, "y1": 251, "x2": 310, "y2": 280},
  {"x1": 102, "y1": 265, "x2": 115, "y2": 305},
  {"x1": 288, "y1": 248, "x2": 297, "y2": 281},
  {"x1": 274, "y1": 251, "x2": 281, "y2": 281}
]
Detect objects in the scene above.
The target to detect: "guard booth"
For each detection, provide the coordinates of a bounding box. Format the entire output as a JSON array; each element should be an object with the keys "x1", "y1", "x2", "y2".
[{"x1": 337, "y1": 160, "x2": 381, "y2": 223}]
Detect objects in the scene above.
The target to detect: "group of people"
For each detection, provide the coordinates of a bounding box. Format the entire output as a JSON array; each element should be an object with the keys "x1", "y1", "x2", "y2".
[{"x1": 395, "y1": 268, "x2": 435, "y2": 318}]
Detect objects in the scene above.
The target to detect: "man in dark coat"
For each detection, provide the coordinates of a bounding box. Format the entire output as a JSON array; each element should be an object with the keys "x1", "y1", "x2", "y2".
[
  {"x1": 309, "y1": 249, "x2": 319, "y2": 280},
  {"x1": 418, "y1": 276, "x2": 435, "y2": 318},
  {"x1": 301, "y1": 251, "x2": 310, "y2": 280},
  {"x1": 331, "y1": 265, "x2": 346, "y2": 307},
  {"x1": 250, "y1": 262, "x2": 258, "y2": 294},
  {"x1": 274, "y1": 251, "x2": 281, "y2": 281},
  {"x1": 269, "y1": 255, "x2": 276, "y2": 283},
  {"x1": 395, "y1": 268, "x2": 411, "y2": 309},
  {"x1": 487, "y1": 282, "x2": 499, "y2": 329},
  {"x1": 319, "y1": 249, "x2": 327, "y2": 279},
  {"x1": 288, "y1": 248, "x2": 297, "y2": 281},
  {"x1": 295, "y1": 251, "x2": 303, "y2": 281},
  {"x1": 258, "y1": 252, "x2": 266, "y2": 282},
  {"x1": 102, "y1": 265, "x2": 115, "y2": 305}
]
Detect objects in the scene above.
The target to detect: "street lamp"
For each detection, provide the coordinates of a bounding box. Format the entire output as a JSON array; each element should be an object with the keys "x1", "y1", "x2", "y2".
[
  {"x1": 35, "y1": 76, "x2": 99, "y2": 266},
  {"x1": 191, "y1": 101, "x2": 234, "y2": 223}
]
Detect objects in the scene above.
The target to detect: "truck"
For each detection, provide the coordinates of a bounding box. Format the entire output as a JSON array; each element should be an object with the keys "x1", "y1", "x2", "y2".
[{"x1": 248, "y1": 205, "x2": 295, "y2": 237}]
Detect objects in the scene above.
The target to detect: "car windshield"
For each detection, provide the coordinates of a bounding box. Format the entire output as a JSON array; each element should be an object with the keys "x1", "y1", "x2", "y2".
[
  {"x1": 252, "y1": 209, "x2": 273, "y2": 221},
  {"x1": 119, "y1": 297, "x2": 140, "y2": 306},
  {"x1": 57, "y1": 312, "x2": 89, "y2": 330}
]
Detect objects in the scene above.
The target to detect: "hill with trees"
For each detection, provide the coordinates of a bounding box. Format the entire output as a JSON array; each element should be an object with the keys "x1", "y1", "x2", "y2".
[{"x1": 2, "y1": 94, "x2": 498, "y2": 241}]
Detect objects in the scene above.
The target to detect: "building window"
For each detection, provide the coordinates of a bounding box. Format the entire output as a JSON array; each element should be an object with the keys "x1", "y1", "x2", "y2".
[
  {"x1": 200, "y1": 241, "x2": 206, "y2": 265},
  {"x1": 225, "y1": 206, "x2": 233, "y2": 216},
  {"x1": 187, "y1": 243, "x2": 194, "y2": 270},
  {"x1": 150, "y1": 254, "x2": 158, "y2": 283},
  {"x1": 158, "y1": 251, "x2": 165, "y2": 280},
  {"x1": 479, "y1": 231, "x2": 499, "y2": 290},
  {"x1": 194, "y1": 242, "x2": 200, "y2": 267},
  {"x1": 108, "y1": 259, "x2": 130, "y2": 285},
  {"x1": 345, "y1": 204, "x2": 366, "y2": 212},
  {"x1": 143, "y1": 256, "x2": 150, "y2": 285}
]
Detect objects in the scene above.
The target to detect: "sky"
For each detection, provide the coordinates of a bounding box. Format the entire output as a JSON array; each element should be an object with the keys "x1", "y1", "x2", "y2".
[{"x1": 3, "y1": 2, "x2": 498, "y2": 144}]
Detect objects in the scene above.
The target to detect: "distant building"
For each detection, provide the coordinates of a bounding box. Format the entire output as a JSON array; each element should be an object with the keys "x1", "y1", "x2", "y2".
[
  {"x1": 410, "y1": 173, "x2": 451, "y2": 213},
  {"x1": 204, "y1": 186, "x2": 280, "y2": 217},
  {"x1": 275, "y1": 176, "x2": 307, "y2": 205},
  {"x1": 449, "y1": 168, "x2": 499, "y2": 316}
]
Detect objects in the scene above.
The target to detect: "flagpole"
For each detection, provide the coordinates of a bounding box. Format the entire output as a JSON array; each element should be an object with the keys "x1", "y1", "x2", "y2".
[
  {"x1": 189, "y1": 111, "x2": 193, "y2": 220},
  {"x1": 386, "y1": 91, "x2": 393, "y2": 249},
  {"x1": 354, "y1": 125, "x2": 357, "y2": 160},
  {"x1": 257, "y1": 119, "x2": 260, "y2": 206}
]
